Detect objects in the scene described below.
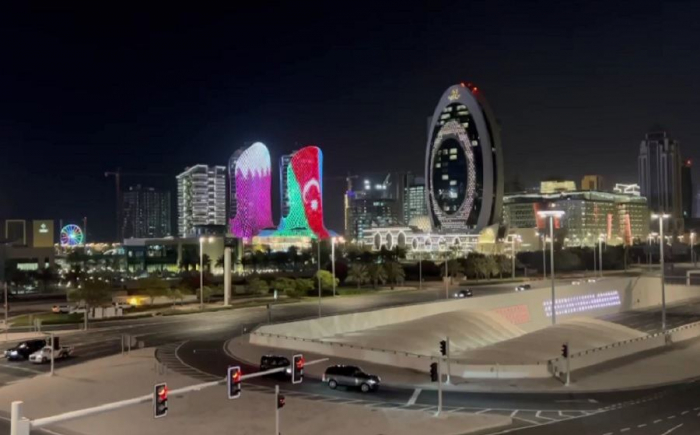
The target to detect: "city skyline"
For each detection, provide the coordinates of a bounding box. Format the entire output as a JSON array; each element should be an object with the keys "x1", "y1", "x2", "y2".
[{"x1": 2, "y1": 4, "x2": 700, "y2": 241}]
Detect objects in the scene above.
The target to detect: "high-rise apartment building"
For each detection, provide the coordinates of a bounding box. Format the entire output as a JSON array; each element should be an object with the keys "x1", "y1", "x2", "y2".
[
  {"x1": 344, "y1": 175, "x2": 401, "y2": 241},
  {"x1": 279, "y1": 152, "x2": 296, "y2": 221},
  {"x1": 122, "y1": 185, "x2": 172, "y2": 239},
  {"x1": 638, "y1": 129, "x2": 684, "y2": 234},
  {"x1": 403, "y1": 175, "x2": 427, "y2": 224},
  {"x1": 177, "y1": 165, "x2": 226, "y2": 237}
]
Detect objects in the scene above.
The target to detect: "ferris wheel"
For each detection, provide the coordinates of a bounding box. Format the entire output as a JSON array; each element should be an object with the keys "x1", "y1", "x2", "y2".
[{"x1": 60, "y1": 224, "x2": 84, "y2": 246}]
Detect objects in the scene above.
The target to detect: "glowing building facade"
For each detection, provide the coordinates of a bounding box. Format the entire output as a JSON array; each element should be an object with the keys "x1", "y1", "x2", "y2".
[
  {"x1": 228, "y1": 142, "x2": 274, "y2": 239},
  {"x1": 275, "y1": 146, "x2": 330, "y2": 239},
  {"x1": 425, "y1": 83, "x2": 504, "y2": 234}
]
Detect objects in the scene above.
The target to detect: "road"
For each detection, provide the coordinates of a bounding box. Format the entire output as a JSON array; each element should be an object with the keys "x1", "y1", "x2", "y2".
[{"x1": 0, "y1": 278, "x2": 698, "y2": 434}]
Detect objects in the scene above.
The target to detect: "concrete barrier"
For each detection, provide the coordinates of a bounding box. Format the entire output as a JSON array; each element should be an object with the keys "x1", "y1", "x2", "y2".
[{"x1": 251, "y1": 276, "x2": 700, "y2": 379}]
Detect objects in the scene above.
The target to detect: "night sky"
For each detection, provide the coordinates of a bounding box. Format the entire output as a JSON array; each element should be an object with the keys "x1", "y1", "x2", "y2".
[{"x1": 2, "y1": 2, "x2": 699, "y2": 241}]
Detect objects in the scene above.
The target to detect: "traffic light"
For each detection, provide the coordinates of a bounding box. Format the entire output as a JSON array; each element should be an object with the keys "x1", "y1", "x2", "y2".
[
  {"x1": 52, "y1": 336, "x2": 60, "y2": 350},
  {"x1": 228, "y1": 366, "x2": 242, "y2": 399},
  {"x1": 277, "y1": 394, "x2": 286, "y2": 409},
  {"x1": 439, "y1": 340, "x2": 447, "y2": 356},
  {"x1": 430, "y1": 362, "x2": 438, "y2": 382},
  {"x1": 153, "y1": 383, "x2": 168, "y2": 418},
  {"x1": 561, "y1": 344, "x2": 569, "y2": 358},
  {"x1": 292, "y1": 354, "x2": 304, "y2": 384}
]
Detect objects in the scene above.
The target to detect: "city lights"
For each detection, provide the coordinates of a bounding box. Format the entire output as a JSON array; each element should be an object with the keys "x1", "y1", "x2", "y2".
[
  {"x1": 229, "y1": 142, "x2": 274, "y2": 239},
  {"x1": 543, "y1": 291, "x2": 621, "y2": 317}
]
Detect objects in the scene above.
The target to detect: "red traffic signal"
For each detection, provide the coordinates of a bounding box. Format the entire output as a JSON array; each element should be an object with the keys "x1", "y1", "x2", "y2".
[
  {"x1": 277, "y1": 394, "x2": 286, "y2": 409},
  {"x1": 154, "y1": 383, "x2": 168, "y2": 418},
  {"x1": 292, "y1": 354, "x2": 304, "y2": 384},
  {"x1": 228, "y1": 366, "x2": 242, "y2": 399}
]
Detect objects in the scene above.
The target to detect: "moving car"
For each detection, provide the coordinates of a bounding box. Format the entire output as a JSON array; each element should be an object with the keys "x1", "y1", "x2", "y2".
[
  {"x1": 515, "y1": 284, "x2": 531, "y2": 292},
  {"x1": 587, "y1": 278, "x2": 597, "y2": 283},
  {"x1": 52, "y1": 305, "x2": 71, "y2": 314},
  {"x1": 28, "y1": 346, "x2": 73, "y2": 364},
  {"x1": 112, "y1": 302, "x2": 132, "y2": 310},
  {"x1": 4, "y1": 339, "x2": 47, "y2": 361},
  {"x1": 571, "y1": 280, "x2": 582, "y2": 285},
  {"x1": 454, "y1": 289, "x2": 473, "y2": 298},
  {"x1": 323, "y1": 365, "x2": 381, "y2": 393},
  {"x1": 259, "y1": 355, "x2": 291, "y2": 377}
]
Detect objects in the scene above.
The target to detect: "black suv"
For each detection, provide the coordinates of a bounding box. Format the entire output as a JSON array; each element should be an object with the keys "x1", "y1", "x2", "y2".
[
  {"x1": 323, "y1": 365, "x2": 381, "y2": 393},
  {"x1": 455, "y1": 289, "x2": 473, "y2": 298},
  {"x1": 259, "y1": 355, "x2": 291, "y2": 378},
  {"x1": 5, "y1": 339, "x2": 47, "y2": 361}
]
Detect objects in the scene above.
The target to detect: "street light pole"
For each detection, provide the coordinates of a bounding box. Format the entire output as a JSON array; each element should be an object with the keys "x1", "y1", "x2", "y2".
[
  {"x1": 199, "y1": 237, "x2": 204, "y2": 310},
  {"x1": 598, "y1": 234, "x2": 604, "y2": 278},
  {"x1": 317, "y1": 239, "x2": 322, "y2": 318},
  {"x1": 511, "y1": 237, "x2": 516, "y2": 278},
  {"x1": 692, "y1": 232, "x2": 697, "y2": 267},
  {"x1": 652, "y1": 214, "x2": 669, "y2": 332},
  {"x1": 418, "y1": 251, "x2": 423, "y2": 291},
  {"x1": 538, "y1": 210, "x2": 565, "y2": 325},
  {"x1": 331, "y1": 237, "x2": 336, "y2": 297}
]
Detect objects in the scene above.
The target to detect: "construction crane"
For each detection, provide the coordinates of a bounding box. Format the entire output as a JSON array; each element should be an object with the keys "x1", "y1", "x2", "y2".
[{"x1": 104, "y1": 169, "x2": 166, "y2": 241}]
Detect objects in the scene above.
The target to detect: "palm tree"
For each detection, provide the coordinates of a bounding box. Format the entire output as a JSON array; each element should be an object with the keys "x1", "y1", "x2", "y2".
[
  {"x1": 485, "y1": 256, "x2": 499, "y2": 280},
  {"x1": 368, "y1": 263, "x2": 387, "y2": 289},
  {"x1": 201, "y1": 254, "x2": 212, "y2": 272},
  {"x1": 215, "y1": 255, "x2": 225, "y2": 270},
  {"x1": 383, "y1": 261, "x2": 405, "y2": 290},
  {"x1": 346, "y1": 264, "x2": 369, "y2": 289}
]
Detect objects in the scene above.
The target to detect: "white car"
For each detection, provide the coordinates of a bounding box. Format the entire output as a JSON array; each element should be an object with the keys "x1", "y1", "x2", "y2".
[
  {"x1": 571, "y1": 280, "x2": 582, "y2": 285},
  {"x1": 28, "y1": 346, "x2": 73, "y2": 364},
  {"x1": 587, "y1": 278, "x2": 597, "y2": 283},
  {"x1": 52, "y1": 305, "x2": 71, "y2": 314}
]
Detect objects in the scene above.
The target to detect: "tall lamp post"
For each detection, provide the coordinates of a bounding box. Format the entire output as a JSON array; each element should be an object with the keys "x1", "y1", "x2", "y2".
[
  {"x1": 331, "y1": 237, "x2": 343, "y2": 297},
  {"x1": 651, "y1": 213, "x2": 670, "y2": 332},
  {"x1": 692, "y1": 231, "x2": 697, "y2": 267},
  {"x1": 508, "y1": 235, "x2": 520, "y2": 278},
  {"x1": 537, "y1": 210, "x2": 565, "y2": 325},
  {"x1": 199, "y1": 236, "x2": 215, "y2": 310},
  {"x1": 598, "y1": 234, "x2": 605, "y2": 278}
]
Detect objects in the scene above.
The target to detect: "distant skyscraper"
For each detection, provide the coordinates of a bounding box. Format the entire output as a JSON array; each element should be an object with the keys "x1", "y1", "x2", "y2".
[
  {"x1": 695, "y1": 186, "x2": 700, "y2": 219},
  {"x1": 581, "y1": 175, "x2": 605, "y2": 191},
  {"x1": 228, "y1": 142, "x2": 274, "y2": 239},
  {"x1": 122, "y1": 185, "x2": 171, "y2": 239},
  {"x1": 177, "y1": 165, "x2": 226, "y2": 237},
  {"x1": 345, "y1": 174, "x2": 401, "y2": 241},
  {"x1": 638, "y1": 128, "x2": 684, "y2": 233},
  {"x1": 682, "y1": 159, "x2": 693, "y2": 220},
  {"x1": 279, "y1": 152, "x2": 296, "y2": 221},
  {"x1": 403, "y1": 175, "x2": 427, "y2": 224}
]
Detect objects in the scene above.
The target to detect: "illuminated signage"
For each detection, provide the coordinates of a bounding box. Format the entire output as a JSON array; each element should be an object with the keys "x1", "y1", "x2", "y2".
[
  {"x1": 447, "y1": 89, "x2": 460, "y2": 101},
  {"x1": 32, "y1": 220, "x2": 54, "y2": 248}
]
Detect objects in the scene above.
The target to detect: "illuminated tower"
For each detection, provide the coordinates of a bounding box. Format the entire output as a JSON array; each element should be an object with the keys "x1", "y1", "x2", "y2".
[
  {"x1": 425, "y1": 83, "x2": 504, "y2": 233},
  {"x1": 228, "y1": 142, "x2": 274, "y2": 239},
  {"x1": 275, "y1": 146, "x2": 330, "y2": 239}
]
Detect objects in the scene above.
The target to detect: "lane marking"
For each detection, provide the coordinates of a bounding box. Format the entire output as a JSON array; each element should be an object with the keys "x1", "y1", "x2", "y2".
[
  {"x1": 654, "y1": 419, "x2": 663, "y2": 424},
  {"x1": 668, "y1": 415, "x2": 676, "y2": 419},
  {"x1": 511, "y1": 416, "x2": 540, "y2": 425},
  {"x1": 406, "y1": 388, "x2": 421, "y2": 406},
  {"x1": 660, "y1": 423, "x2": 683, "y2": 435},
  {"x1": 637, "y1": 424, "x2": 647, "y2": 428},
  {"x1": 510, "y1": 410, "x2": 518, "y2": 418},
  {"x1": 602, "y1": 432, "x2": 612, "y2": 435},
  {"x1": 620, "y1": 429, "x2": 629, "y2": 433},
  {"x1": 535, "y1": 411, "x2": 557, "y2": 421},
  {"x1": 0, "y1": 364, "x2": 44, "y2": 374},
  {"x1": 681, "y1": 410, "x2": 689, "y2": 415},
  {"x1": 476, "y1": 408, "x2": 492, "y2": 414}
]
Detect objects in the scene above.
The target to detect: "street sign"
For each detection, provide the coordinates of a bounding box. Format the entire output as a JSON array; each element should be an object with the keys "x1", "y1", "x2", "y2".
[{"x1": 224, "y1": 236, "x2": 237, "y2": 248}]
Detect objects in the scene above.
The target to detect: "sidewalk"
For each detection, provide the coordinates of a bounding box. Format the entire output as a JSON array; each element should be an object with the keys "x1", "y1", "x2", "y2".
[
  {"x1": 0, "y1": 349, "x2": 510, "y2": 435},
  {"x1": 229, "y1": 333, "x2": 700, "y2": 394}
]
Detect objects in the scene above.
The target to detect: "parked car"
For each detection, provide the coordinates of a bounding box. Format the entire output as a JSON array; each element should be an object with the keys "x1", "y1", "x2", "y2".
[
  {"x1": 112, "y1": 302, "x2": 132, "y2": 310},
  {"x1": 28, "y1": 346, "x2": 73, "y2": 364},
  {"x1": 259, "y1": 355, "x2": 291, "y2": 377},
  {"x1": 52, "y1": 305, "x2": 71, "y2": 314},
  {"x1": 515, "y1": 284, "x2": 531, "y2": 292},
  {"x1": 323, "y1": 365, "x2": 381, "y2": 393},
  {"x1": 4, "y1": 339, "x2": 47, "y2": 361},
  {"x1": 454, "y1": 289, "x2": 473, "y2": 298}
]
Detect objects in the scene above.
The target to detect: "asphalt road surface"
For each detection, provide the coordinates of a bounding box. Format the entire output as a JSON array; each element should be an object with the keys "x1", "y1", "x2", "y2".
[{"x1": 1, "y1": 279, "x2": 699, "y2": 434}]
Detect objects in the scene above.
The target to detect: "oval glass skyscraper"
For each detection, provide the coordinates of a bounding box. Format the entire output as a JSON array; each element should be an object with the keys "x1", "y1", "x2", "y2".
[{"x1": 425, "y1": 83, "x2": 504, "y2": 233}]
